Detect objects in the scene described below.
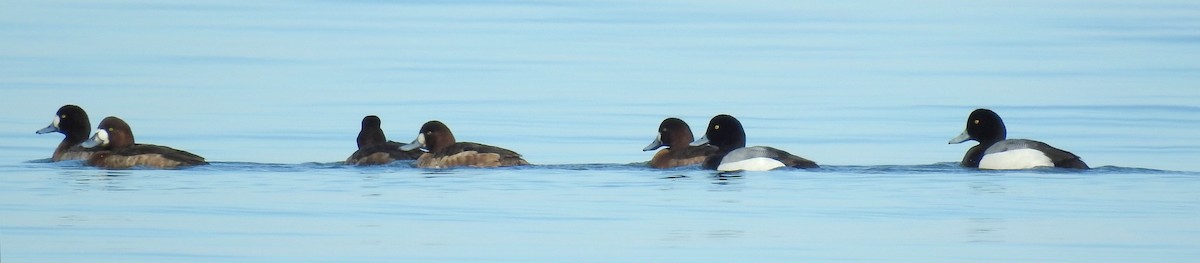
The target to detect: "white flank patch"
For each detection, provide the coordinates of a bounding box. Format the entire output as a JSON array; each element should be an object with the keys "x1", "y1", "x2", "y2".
[
  {"x1": 979, "y1": 148, "x2": 1053, "y2": 170},
  {"x1": 717, "y1": 157, "x2": 785, "y2": 172}
]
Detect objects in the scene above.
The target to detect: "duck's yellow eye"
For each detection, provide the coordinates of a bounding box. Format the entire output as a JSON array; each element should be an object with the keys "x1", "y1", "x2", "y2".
[
  {"x1": 60, "y1": 115, "x2": 67, "y2": 119},
  {"x1": 107, "y1": 128, "x2": 114, "y2": 132},
  {"x1": 973, "y1": 119, "x2": 980, "y2": 125},
  {"x1": 714, "y1": 125, "x2": 720, "y2": 130}
]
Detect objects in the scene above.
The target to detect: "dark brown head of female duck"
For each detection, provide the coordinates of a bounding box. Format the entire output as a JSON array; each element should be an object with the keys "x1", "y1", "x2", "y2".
[
  {"x1": 400, "y1": 120, "x2": 456, "y2": 152},
  {"x1": 81, "y1": 116, "x2": 136, "y2": 150},
  {"x1": 644, "y1": 117, "x2": 717, "y2": 168}
]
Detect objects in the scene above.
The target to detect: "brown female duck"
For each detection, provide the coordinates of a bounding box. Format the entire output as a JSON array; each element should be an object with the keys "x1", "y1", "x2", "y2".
[
  {"x1": 81, "y1": 116, "x2": 207, "y2": 169},
  {"x1": 399, "y1": 120, "x2": 528, "y2": 168}
]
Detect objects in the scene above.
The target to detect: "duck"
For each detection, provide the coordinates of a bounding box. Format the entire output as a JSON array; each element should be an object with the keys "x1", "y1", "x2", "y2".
[
  {"x1": 398, "y1": 120, "x2": 529, "y2": 168},
  {"x1": 642, "y1": 117, "x2": 717, "y2": 168},
  {"x1": 949, "y1": 108, "x2": 1088, "y2": 169},
  {"x1": 345, "y1": 115, "x2": 423, "y2": 165},
  {"x1": 80, "y1": 116, "x2": 208, "y2": 169},
  {"x1": 35, "y1": 105, "x2": 97, "y2": 161},
  {"x1": 690, "y1": 114, "x2": 818, "y2": 171}
]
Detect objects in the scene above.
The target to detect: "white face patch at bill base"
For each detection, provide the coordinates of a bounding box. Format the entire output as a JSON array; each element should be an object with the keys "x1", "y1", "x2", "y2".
[
  {"x1": 979, "y1": 148, "x2": 1054, "y2": 170},
  {"x1": 82, "y1": 129, "x2": 110, "y2": 148},
  {"x1": 717, "y1": 157, "x2": 785, "y2": 172},
  {"x1": 399, "y1": 133, "x2": 426, "y2": 151},
  {"x1": 643, "y1": 134, "x2": 663, "y2": 151},
  {"x1": 36, "y1": 116, "x2": 62, "y2": 134}
]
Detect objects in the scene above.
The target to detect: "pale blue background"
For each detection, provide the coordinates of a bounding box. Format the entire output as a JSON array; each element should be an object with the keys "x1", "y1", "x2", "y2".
[
  {"x1": 1, "y1": 0, "x2": 1198, "y2": 262},
  {"x1": 3, "y1": 0, "x2": 1197, "y2": 169}
]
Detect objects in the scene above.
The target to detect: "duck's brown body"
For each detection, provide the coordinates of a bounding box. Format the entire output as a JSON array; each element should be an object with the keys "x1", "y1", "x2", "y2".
[
  {"x1": 83, "y1": 116, "x2": 207, "y2": 169},
  {"x1": 644, "y1": 118, "x2": 716, "y2": 168},
  {"x1": 346, "y1": 116, "x2": 422, "y2": 165},
  {"x1": 401, "y1": 121, "x2": 528, "y2": 168}
]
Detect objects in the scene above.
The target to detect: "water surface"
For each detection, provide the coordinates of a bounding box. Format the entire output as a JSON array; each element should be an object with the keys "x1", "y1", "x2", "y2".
[{"x1": 2, "y1": 0, "x2": 1199, "y2": 262}]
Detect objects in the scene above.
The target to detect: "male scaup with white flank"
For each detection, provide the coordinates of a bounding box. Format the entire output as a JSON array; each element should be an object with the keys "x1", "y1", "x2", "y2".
[
  {"x1": 949, "y1": 108, "x2": 1088, "y2": 170},
  {"x1": 643, "y1": 117, "x2": 718, "y2": 168},
  {"x1": 346, "y1": 115, "x2": 423, "y2": 165},
  {"x1": 690, "y1": 114, "x2": 818, "y2": 171},
  {"x1": 35, "y1": 105, "x2": 97, "y2": 161},
  {"x1": 81, "y1": 116, "x2": 208, "y2": 169},
  {"x1": 399, "y1": 120, "x2": 529, "y2": 168}
]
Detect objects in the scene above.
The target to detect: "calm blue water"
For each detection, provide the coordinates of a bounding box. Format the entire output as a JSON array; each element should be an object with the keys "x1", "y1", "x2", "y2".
[{"x1": 2, "y1": 0, "x2": 1199, "y2": 262}]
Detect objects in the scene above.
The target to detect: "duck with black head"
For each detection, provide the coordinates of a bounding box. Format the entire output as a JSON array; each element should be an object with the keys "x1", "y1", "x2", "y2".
[
  {"x1": 643, "y1": 117, "x2": 717, "y2": 168},
  {"x1": 81, "y1": 116, "x2": 208, "y2": 169},
  {"x1": 398, "y1": 120, "x2": 528, "y2": 168},
  {"x1": 346, "y1": 115, "x2": 424, "y2": 165},
  {"x1": 949, "y1": 108, "x2": 1088, "y2": 170},
  {"x1": 690, "y1": 114, "x2": 818, "y2": 172},
  {"x1": 35, "y1": 105, "x2": 97, "y2": 161}
]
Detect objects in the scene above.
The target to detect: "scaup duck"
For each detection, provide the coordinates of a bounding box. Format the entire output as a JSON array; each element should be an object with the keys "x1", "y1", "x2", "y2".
[
  {"x1": 949, "y1": 108, "x2": 1088, "y2": 169},
  {"x1": 690, "y1": 114, "x2": 818, "y2": 171},
  {"x1": 398, "y1": 120, "x2": 529, "y2": 168},
  {"x1": 642, "y1": 117, "x2": 717, "y2": 168},
  {"x1": 35, "y1": 105, "x2": 96, "y2": 161},
  {"x1": 80, "y1": 116, "x2": 208, "y2": 169},
  {"x1": 346, "y1": 115, "x2": 423, "y2": 165}
]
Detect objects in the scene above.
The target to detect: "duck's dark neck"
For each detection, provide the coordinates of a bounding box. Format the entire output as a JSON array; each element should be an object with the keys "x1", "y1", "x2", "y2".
[
  {"x1": 701, "y1": 152, "x2": 728, "y2": 170},
  {"x1": 714, "y1": 139, "x2": 744, "y2": 154},
  {"x1": 716, "y1": 130, "x2": 748, "y2": 153},
  {"x1": 63, "y1": 131, "x2": 89, "y2": 146},
  {"x1": 962, "y1": 141, "x2": 998, "y2": 168},
  {"x1": 357, "y1": 128, "x2": 385, "y2": 149}
]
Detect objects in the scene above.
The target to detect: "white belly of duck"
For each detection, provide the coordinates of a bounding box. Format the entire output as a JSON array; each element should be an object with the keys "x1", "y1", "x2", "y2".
[
  {"x1": 979, "y1": 148, "x2": 1054, "y2": 170},
  {"x1": 717, "y1": 157, "x2": 786, "y2": 172}
]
